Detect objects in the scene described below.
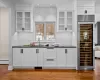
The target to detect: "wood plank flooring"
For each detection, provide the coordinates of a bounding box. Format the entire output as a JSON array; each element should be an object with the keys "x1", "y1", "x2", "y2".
[{"x1": 0, "y1": 59, "x2": 100, "y2": 80}]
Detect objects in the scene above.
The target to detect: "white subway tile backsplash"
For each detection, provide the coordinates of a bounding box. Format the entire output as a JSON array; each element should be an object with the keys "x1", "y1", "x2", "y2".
[{"x1": 12, "y1": 31, "x2": 72, "y2": 46}]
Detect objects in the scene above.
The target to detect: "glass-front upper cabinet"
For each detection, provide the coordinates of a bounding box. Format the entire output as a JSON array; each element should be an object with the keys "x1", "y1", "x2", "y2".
[
  {"x1": 16, "y1": 11, "x2": 31, "y2": 32},
  {"x1": 58, "y1": 10, "x2": 73, "y2": 32}
]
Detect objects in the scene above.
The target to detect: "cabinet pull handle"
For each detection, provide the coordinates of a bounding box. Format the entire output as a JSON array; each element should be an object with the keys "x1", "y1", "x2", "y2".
[
  {"x1": 47, "y1": 59, "x2": 54, "y2": 61},
  {"x1": 36, "y1": 49, "x2": 39, "y2": 53},
  {"x1": 65, "y1": 49, "x2": 67, "y2": 54},
  {"x1": 20, "y1": 49, "x2": 23, "y2": 53}
]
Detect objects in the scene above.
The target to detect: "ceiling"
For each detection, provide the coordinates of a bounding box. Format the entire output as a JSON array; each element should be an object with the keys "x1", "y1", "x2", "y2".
[
  {"x1": 0, "y1": 2, "x2": 6, "y2": 7},
  {"x1": 11, "y1": 0, "x2": 74, "y2": 4},
  {"x1": 1, "y1": 0, "x2": 100, "y2": 6}
]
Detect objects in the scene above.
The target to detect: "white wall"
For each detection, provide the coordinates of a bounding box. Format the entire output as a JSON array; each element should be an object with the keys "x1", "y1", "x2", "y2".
[
  {"x1": 0, "y1": 8, "x2": 9, "y2": 60},
  {"x1": 12, "y1": 0, "x2": 75, "y2": 46},
  {"x1": 0, "y1": 0, "x2": 16, "y2": 69}
]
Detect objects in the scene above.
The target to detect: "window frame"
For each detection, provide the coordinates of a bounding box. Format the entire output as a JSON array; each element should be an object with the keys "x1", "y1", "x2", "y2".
[{"x1": 35, "y1": 21, "x2": 55, "y2": 41}]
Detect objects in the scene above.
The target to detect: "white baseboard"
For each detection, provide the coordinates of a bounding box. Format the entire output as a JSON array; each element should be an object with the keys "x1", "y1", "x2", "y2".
[
  {"x1": 0, "y1": 59, "x2": 9, "y2": 64},
  {"x1": 8, "y1": 65, "x2": 13, "y2": 70}
]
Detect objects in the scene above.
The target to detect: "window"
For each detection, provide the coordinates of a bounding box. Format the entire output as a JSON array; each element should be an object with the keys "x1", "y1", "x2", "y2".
[{"x1": 35, "y1": 22, "x2": 55, "y2": 41}]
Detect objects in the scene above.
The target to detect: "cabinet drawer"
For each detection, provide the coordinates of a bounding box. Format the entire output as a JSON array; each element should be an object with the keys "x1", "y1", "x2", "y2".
[
  {"x1": 44, "y1": 58, "x2": 56, "y2": 67},
  {"x1": 44, "y1": 48, "x2": 56, "y2": 58}
]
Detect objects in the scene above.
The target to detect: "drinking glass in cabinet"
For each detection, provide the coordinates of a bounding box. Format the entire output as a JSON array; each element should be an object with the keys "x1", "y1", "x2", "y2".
[
  {"x1": 59, "y1": 25, "x2": 65, "y2": 30},
  {"x1": 17, "y1": 12, "x2": 22, "y2": 18},
  {"x1": 25, "y1": 18, "x2": 30, "y2": 23},
  {"x1": 17, "y1": 18, "x2": 23, "y2": 24},
  {"x1": 59, "y1": 18, "x2": 64, "y2": 24},
  {"x1": 59, "y1": 12, "x2": 65, "y2": 18},
  {"x1": 67, "y1": 18, "x2": 72, "y2": 25},
  {"x1": 17, "y1": 24, "x2": 23, "y2": 30},
  {"x1": 25, "y1": 23, "x2": 30, "y2": 30},
  {"x1": 67, "y1": 12, "x2": 72, "y2": 18},
  {"x1": 67, "y1": 25, "x2": 72, "y2": 30},
  {"x1": 25, "y1": 12, "x2": 30, "y2": 18}
]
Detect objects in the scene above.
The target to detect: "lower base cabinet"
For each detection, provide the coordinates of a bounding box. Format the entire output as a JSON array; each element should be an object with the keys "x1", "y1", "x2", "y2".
[
  {"x1": 13, "y1": 48, "x2": 44, "y2": 68},
  {"x1": 43, "y1": 48, "x2": 57, "y2": 67},
  {"x1": 13, "y1": 48, "x2": 77, "y2": 69},
  {"x1": 57, "y1": 48, "x2": 77, "y2": 69}
]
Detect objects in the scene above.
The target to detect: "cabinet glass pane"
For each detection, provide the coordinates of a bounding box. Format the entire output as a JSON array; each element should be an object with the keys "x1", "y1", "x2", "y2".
[
  {"x1": 17, "y1": 12, "x2": 22, "y2": 18},
  {"x1": 25, "y1": 23, "x2": 30, "y2": 30},
  {"x1": 25, "y1": 12, "x2": 30, "y2": 18},
  {"x1": 59, "y1": 25, "x2": 65, "y2": 30},
  {"x1": 25, "y1": 18, "x2": 30, "y2": 23},
  {"x1": 36, "y1": 23, "x2": 44, "y2": 40},
  {"x1": 59, "y1": 12, "x2": 65, "y2": 18},
  {"x1": 67, "y1": 12, "x2": 72, "y2": 18},
  {"x1": 59, "y1": 18, "x2": 64, "y2": 24},
  {"x1": 17, "y1": 18, "x2": 23, "y2": 24},
  {"x1": 67, "y1": 25, "x2": 72, "y2": 30},
  {"x1": 17, "y1": 24, "x2": 22, "y2": 30},
  {"x1": 46, "y1": 23, "x2": 55, "y2": 40},
  {"x1": 67, "y1": 18, "x2": 72, "y2": 25}
]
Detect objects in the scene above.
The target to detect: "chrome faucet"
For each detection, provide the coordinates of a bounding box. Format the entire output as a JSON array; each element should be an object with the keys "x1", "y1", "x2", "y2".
[{"x1": 38, "y1": 37, "x2": 40, "y2": 46}]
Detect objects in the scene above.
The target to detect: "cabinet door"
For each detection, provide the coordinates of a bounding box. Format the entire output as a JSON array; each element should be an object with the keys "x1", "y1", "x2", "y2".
[
  {"x1": 44, "y1": 48, "x2": 57, "y2": 67},
  {"x1": 16, "y1": 11, "x2": 31, "y2": 32},
  {"x1": 37, "y1": 48, "x2": 44, "y2": 67},
  {"x1": 24, "y1": 12, "x2": 31, "y2": 31},
  {"x1": 13, "y1": 48, "x2": 22, "y2": 67},
  {"x1": 22, "y1": 48, "x2": 37, "y2": 67},
  {"x1": 16, "y1": 12, "x2": 23, "y2": 31},
  {"x1": 66, "y1": 48, "x2": 77, "y2": 68},
  {"x1": 67, "y1": 12, "x2": 73, "y2": 31},
  {"x1": 58, "y1": 11, "x2": 66, "y2": 31},
  {"x1": 57, "y1": 48, "x2": 66, "y2": 67}
]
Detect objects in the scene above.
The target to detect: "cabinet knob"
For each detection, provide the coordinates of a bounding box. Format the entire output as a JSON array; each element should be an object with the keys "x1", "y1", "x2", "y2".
[{"x1": 20, "y1": 49, "x2": 23, "y2": 53}]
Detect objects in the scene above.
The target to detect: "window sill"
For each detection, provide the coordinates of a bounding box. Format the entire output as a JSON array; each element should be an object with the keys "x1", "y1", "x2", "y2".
[{"x1": 34, "y1": 40, "x2": 56, "y2": 43}]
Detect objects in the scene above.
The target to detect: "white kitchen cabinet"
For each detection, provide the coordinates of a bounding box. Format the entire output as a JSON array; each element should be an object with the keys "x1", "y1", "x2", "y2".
[
  {"x1": 13, "y1": 47, "x2": 77, "y2": 69},
  {"x1": 16, "y1": 11, "x2": 31, "y2": 32},
  {"x1": 22, "y1": 48, "x2": 37, "y2": 67},
  {"x1": 66, "y1": 48, "x2": 77, "y2": 68},
  {"x1": 77, "y1": 7, "x2": 95, "y2": 15},
  {"x1": 58, "y1": 10, "x2": 73, "y2": 32},
  {"x1": 13, "y1": 48, "x2": 44, "y2": 68},
  {"x1": 57, "y1": 48, "x2": 77, "y2": 68},
  {"x1": 43, "y1": 48, "x2": 57, "y2": 67},
  {"x1": 37, "y1": 48, "x2": 44, "y2": 67},
  {"x1": 13, "y1": 48, "x2": 37, "y2": 68},
  {"x1": 13, "y1": 48, "x2": 22, "y2": 67},
  {"x1": 57, "y1": 48, "x2": 66, "y2": 67}
]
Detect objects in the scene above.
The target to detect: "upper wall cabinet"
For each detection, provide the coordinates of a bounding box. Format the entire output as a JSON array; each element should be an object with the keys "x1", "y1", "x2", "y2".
[
  {"x1": 34, "y1": 6, "x2": 57, "y2": 22},
  {"x1": 16, "y1": 11, "x2": 31, "y2": 32},
  {"x1": 57, "y1": 10, "x2": 73, "y2": 32},
  {"x1": 77, "y1": 0, "x2": 95, "y2": 15},
  {"x1": 16, "y1": 5, "x2": 32, "y2": 32},
  {"x1": 77, "y1": 7, "x2": 95, "y2": 15}
]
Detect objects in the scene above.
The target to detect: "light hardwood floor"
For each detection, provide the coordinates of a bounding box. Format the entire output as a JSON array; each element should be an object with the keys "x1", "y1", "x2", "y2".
[{"x1": 0, "y1": 59, "x2": 100, "y2": 80}]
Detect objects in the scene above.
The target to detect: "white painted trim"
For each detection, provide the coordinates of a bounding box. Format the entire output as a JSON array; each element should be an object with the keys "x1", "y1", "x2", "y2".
[
  {"x1": 8, "y1": 8, "x2": 12, "y2": 68},
  {"x1": 43, "y1": 67, "x2": 76, "y2": 69},
  {"x1": 0, "y1": 59, "x2": 9, "y2": 64},
  {"x1": 8, "y1": 65, "x2": 13, "y2": 70}
]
